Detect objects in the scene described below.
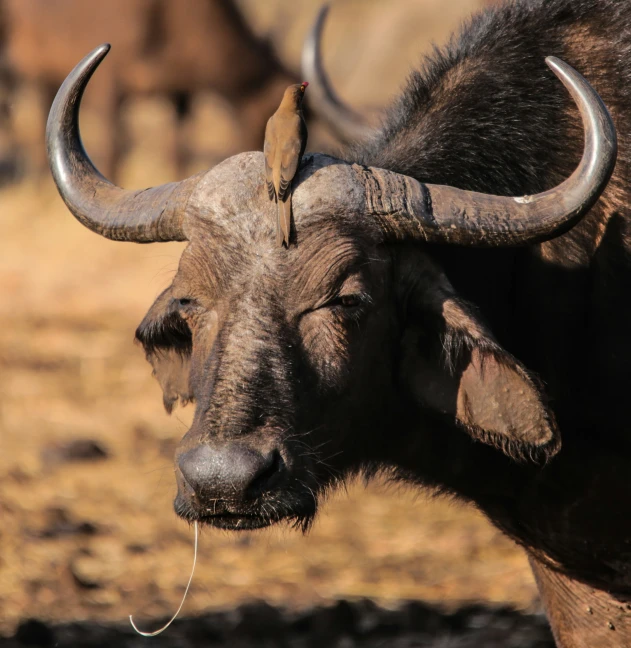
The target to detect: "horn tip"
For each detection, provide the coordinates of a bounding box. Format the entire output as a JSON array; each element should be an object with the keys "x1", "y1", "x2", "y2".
[
  {"x1": 96, "y1": 43, "x2": 112, "y2": 57},
  {"x1": 307, "y1": 4, "x2": 329, "y2": 47},
  {"x1": 71, "y1": 43, "x2": 112, "y2": 74},
  {"x1": 544, "y1": 56, "x2": 576, "y2": 91},
  {"x1": 87, "y1": 43, "x2": 111, "y2": 66},
  {"x1": 544, "y1": 56, "x2": 574, "y2": 84},
  {"x1": 544, "y1": 56, "x2": 563, "y2": 72},
  {"x1": 316, "y1": 4, "x2": 330, "y2": 22}
]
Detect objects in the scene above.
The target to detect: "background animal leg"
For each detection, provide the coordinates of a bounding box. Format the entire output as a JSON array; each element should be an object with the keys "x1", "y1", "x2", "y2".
[
  {"x1": 10, "y1": 78, "x2": 49, "y2": 179},
  {"x1": 172, "y1": 90, "x2": 192, "y2": 177}
]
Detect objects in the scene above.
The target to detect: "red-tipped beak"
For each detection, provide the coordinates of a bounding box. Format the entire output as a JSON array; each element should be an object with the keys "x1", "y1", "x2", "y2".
[{"x1": 301, "y1": 81, "x2": 309, "y2": 89}]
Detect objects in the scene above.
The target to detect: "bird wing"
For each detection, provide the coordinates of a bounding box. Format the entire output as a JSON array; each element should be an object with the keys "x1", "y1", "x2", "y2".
[
  {"x1": 299, "y1": 114, "x2": 308, "y2": 159},
  {"x1": 278, "y1": 114, "x2": 305, "y2": 202},
  {"x1": 263, "y1": 117, "x2": 276, "y2": 201}
]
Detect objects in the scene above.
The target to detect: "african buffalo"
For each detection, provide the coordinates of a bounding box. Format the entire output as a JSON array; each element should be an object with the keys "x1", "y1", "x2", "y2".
[
  {"x1": 46, "y1": 0, "x2": 631, "y2": 646},
  {"x1": 5, "y1": 0, "x2": 296, "y2": 178}
]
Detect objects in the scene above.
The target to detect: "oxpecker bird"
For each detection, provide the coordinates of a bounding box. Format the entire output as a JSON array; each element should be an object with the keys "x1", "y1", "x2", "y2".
[{"x1": 264, "y1": 82, "x2": 309, "y2": 247}]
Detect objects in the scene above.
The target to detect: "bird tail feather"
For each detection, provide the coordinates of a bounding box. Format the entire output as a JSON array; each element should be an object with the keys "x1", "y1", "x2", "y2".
[{"x1": 277, "y1": 192, "x2": 292, "y2": 247}]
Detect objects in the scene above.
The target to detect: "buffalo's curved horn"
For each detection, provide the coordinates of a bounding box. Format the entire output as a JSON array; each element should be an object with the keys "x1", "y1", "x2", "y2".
[
  {"x1": 47, "y1": 44, "x2": 201, "y2": 243},
  {"x1": 369, "y1": 57, "x2": 617, "y2": 246},
  {"x1": 301, "y1": 5, "x2": 374, "y2": 144}
]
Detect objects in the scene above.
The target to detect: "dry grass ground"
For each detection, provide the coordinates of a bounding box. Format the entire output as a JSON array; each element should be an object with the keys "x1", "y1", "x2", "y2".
[{"x1": 0, "y1": 0, "x2": 542, "y2": 640}]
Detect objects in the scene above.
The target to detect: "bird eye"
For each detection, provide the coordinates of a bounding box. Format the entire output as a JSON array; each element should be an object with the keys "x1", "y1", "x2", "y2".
[{"x1": 175, "y1": 297, "x2": 194, "y2": 308}]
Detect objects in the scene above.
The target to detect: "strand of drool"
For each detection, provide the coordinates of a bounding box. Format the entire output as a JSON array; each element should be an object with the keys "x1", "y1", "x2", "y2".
[{"x1": 129, "y1": 520, "x2": 198, "y2": 637}]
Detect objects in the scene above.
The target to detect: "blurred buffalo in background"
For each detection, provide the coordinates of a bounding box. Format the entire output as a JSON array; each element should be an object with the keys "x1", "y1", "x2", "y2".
[{"x1": 1, "y1": 0, "x2": 298, "y2": 180}]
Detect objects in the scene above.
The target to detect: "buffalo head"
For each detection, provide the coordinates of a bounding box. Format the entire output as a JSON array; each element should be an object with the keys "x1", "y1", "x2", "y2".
[{"x1": 47, "y1": 44, "x2": 616, "y2": 531}]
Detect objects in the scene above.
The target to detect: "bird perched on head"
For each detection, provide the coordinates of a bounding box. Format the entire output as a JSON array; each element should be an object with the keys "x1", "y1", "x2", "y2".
[{"x1": 264, "y1": 82, "x2": 309, "y2": 247}]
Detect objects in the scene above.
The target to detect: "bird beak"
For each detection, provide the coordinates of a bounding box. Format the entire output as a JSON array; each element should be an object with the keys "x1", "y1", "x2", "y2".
[{"x1": 300, "y1": 81, "x2": 309, "y2": 92}]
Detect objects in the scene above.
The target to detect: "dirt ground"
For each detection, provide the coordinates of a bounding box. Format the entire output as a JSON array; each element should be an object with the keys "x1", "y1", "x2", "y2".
[{"x1": 0, "y1": 1, "x2": 555, "y2": 645}]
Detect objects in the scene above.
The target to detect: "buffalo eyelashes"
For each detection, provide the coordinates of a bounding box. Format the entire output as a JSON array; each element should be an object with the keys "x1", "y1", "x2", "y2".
[
  {"x1": 328, "y1": 294, "x2": 365, "y2": 309},
  {"x1": 324, "y1": 292, "x2": 373, "y2": 321}
]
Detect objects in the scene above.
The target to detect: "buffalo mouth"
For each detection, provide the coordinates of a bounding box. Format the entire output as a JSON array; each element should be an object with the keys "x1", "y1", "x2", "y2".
[
  {"x1": 173, "y1": 493, "x2": 317, "y2": 532},
  {"x1": 197, "y1": 512, "x2": 280, "y2": 531}
]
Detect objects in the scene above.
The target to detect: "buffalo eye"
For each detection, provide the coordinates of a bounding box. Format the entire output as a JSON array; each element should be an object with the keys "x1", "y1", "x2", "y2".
[
  {"x1": 324, "y1": 292, "x2": 373, "y2": 317},
  {"x1": 331, "y1": 294, "x2": 363, "y2": 309},
  {"x1": 173, "y1": 297, "x2": 200, "y2": 313},
  {"x1": 172, "y1": 297, "x2": 201, "y2": 323}
]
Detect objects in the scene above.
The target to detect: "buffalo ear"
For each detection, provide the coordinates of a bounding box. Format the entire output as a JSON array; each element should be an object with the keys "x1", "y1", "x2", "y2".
[
  {"x1": 135, "y1": 288, "x2": 193, "y2": 414},
  {"x1": 453, "y1": 344, "x2": 559, "y2": 457},
  {"x1": 398, "y1": 253, "x2": 560, "y2": 460},
  {"x1": 146, "y1": 350, "x2": 192, "y2": 414}
]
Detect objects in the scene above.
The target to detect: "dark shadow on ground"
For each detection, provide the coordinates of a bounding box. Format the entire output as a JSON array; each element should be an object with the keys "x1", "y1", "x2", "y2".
[{"x1": 1, "y1": 599, "x2": 554, "y2": 647}]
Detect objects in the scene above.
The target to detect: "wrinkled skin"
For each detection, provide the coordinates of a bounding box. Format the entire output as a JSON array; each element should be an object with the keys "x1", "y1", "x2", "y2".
[
  {"x1": 136, "y1": 154, "x2": 401, "y2": 530},
  {"x1": 169, "y1": 224, "x2": 395, "y2": 529}
]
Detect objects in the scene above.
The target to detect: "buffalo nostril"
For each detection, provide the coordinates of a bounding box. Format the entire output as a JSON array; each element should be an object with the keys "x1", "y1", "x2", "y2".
[
  {"x1": 245, "y1": 450, "x2": 285, "y2": 498},
  {"x1": 177, "y1": 444, "x2": 285, "y2": 504}
]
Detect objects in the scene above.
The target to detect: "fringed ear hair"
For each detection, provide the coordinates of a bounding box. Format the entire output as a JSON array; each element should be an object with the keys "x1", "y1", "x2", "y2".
[
  {"x1": 135, "y1": 289, "x2": 193, "y2": 413},
  {"x1": 398, "y1": 252, "x2": 560, "y2": 463}
]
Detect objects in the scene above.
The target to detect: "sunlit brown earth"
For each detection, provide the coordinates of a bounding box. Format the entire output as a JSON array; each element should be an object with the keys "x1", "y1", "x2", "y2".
[{"x1": 0, "y1": 0, "x2": 546, "y2": 642}]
